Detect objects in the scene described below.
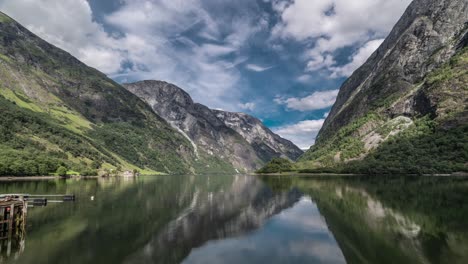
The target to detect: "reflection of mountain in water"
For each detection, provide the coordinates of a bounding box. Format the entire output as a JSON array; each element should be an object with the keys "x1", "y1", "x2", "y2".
[
  {"x1": 4, "y1": 176, "x2": 466, "y2": 264},
  {"x1": 182, "y1": 196, "x2": 347, "y2": 264},
  {"x1": 125, "y1": 175, "x2": 301, "y2": 264},
  {"x1": 0, "y1": 176, "x2": 301, "y2": 264},
  {"x1": 262, "y1": 176, "x2": 468, "y2": 264}
]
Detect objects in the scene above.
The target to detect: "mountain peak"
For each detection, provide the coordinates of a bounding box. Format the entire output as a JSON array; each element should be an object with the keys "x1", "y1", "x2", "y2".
[
  {"x1": 124, "y1": 80, "x2": 303, "y2": 171},
  {"x1": 124, "y1": 80, "x2": 194, "y2": 107}
]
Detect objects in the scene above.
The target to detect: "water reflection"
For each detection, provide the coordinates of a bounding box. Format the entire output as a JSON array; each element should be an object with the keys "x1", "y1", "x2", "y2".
[
  {"x1": 0, "y1": 175, "x2": 467, "y2": 264},
  {"x1": 0, "y1": 231, "x2": 25, "y2": 261},
  {"x1": 124, "y1": 175, "x2": 301, "y2": 263},
  {"x1": 183, "y1": 197, "x2": 346, "y2": 264},
  {"x1": 261, "y1": 175, "x2": 468, "y2": 264}
]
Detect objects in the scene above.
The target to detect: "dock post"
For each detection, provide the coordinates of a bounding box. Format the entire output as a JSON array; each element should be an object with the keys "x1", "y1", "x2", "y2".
[
  {"x1": 6, "y1": 204, "x2": 14, "y2": 258},
  {"x1": 22, "y1": 199, "x2": 27, "y2": 232},
  {"x1": 7, "y1": 204, "x2": 14, "y2": 238}
]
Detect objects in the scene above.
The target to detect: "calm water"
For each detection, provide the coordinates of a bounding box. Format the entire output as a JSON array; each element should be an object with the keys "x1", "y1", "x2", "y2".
[{"x1": 0, "y1": 175, "x2": 467, "y2": 264}]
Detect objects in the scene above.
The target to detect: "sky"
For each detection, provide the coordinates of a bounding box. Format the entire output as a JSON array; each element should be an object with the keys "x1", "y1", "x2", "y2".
[{"x1": 0, "y1": 0, "x2": 412, "y2": 149}]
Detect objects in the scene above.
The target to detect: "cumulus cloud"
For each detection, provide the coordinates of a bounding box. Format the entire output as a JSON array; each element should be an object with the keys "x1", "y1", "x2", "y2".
[
  {"x1": 273, "y1": 119, "x2": 325, "y2": 149},
  {"x1": 296, "y1": 74, "x2": 312, "y2": 83},
  {"x1": 238, "y1": 102, "x2": 256, "y2": 111},
  {"x1": 330, "y1": 39, "x2": 384, "y2": 78},
  {"x1": 276, "y1": 90, "x2": 339, "y2": 111},
  {"x1": 306, "y1": 54, "x2": 335, "y2": 72},
  {"x1": 271, "y1": 0, "x2": 411, "y2": 77},
  {"x1": 245, "y1": 64, "x2": 274, "y2": 72}
]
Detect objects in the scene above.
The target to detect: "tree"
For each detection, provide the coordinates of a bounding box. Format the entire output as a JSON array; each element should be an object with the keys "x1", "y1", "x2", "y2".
[
  {"x1": 80, "y1": 169, "x2": 97, "y2": 176},
  {"x1": 56, "y1": 166, "x2": 68, "y2": 176},
  {"x1": 257, "y1": 158, "x2": 293, "y2": 174}
]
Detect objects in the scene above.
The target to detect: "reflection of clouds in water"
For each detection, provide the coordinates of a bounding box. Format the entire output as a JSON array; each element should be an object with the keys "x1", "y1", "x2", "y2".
[
  {"x1": 182, "y1": 196, "x2": 345, "y2": 264},
  {"x1": 290, "y1": 241, "x2": 346, "y2": 264},
  {"x1": 276, "y1": 196, "x2": 330, "y2": 232}
]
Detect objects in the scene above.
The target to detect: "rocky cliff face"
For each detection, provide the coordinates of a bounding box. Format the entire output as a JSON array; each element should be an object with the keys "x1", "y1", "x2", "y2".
[
  {"x1": 213, "y1": 110, "x2": 303, "y2": 162},
  {"x1": 124, "y1": 81, "x2": 302, "y2": 172},
  {"x1": 300, "y1": 0, "x2": 468, "y2": 170},
  {"x1": 318, "y1": 0, "x2": 467, "y2": 142}
]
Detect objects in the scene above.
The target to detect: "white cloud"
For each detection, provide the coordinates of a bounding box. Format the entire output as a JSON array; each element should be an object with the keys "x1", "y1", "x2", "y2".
[
  {"x1": 245, "y1": 64, "x2": 274, "y2": 72},
  {"x1": 0, "y1": 0, "x2": 125, "y2": 73},
  {"x1": 272, "y1": 0, "x2": 411, "y2": 77},
  {"x1": 199, "y1": 44, "x2": 237, "y2": 57},
  {"x1": 297, "y1": 74, "x2": 312, "y2": 83},
  {"x1": 273, "y1": 119, "x2": 325, "y2": 149},
  {"x1": 79, "y1": 46, "x2": 124, "y2": 74},
  {"x1": 276, "y1": 90, "x2": 339, "y2": 112},
  {"x1": 306, "y1": 54, "x2": 335, "y2": 72},
  {"x1": 330, "y1": 39, "x2": 384, "y2": 78},
  {"x1": 238, "y1": 102, "x2": 256, "y2": 111}
]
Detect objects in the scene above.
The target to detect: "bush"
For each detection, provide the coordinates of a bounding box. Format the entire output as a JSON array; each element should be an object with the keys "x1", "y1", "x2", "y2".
[
  {"x1": 80, "y1": 169, "x2": 98, "y2": 176},
  {"x1": 257, "y1": 158, "x2": 293, "y2": 174},
  {"x1": 56, "y1": 166, "x2": 68, "y2": 176}
]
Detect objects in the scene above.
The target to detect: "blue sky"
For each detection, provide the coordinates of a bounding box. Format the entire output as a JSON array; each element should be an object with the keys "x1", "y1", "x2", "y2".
[{"x1": 0, "y1": 0, "x2": 412, "y2": 149}]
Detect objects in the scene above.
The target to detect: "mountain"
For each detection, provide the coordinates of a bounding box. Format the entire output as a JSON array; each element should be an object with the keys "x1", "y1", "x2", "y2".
[
  {"x1": 297, "y1": 0, "x2": 468, "y2": 174},
  {"x1": 0, "y1": 11, "x2": 231, "y2": 176},
  {"x1": 212, "y1": 110, "x2": 303, "y2": 161},
  {"x1": 123, "y1": 80, "x2": 303, "y2": 172}
]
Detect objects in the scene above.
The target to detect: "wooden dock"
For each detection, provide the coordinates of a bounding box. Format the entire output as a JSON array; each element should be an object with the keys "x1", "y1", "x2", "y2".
[
  {"x1": 0, "y1": 197, "x2": 27, "y2": 259},
  {"x1": 0, "y1": 198, "x2": 26, "y2": 240},
  {"x1": 0, "y1": 194, "x2": 74, "y2": 259}
]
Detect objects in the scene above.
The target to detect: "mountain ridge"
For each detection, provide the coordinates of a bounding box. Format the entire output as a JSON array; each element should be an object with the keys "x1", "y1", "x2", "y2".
[{"x1": 123, "y1": 80, "x2": 303, "y2": 172}]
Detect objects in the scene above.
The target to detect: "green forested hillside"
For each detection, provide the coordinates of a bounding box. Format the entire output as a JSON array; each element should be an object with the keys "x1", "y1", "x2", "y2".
[
  {"x1": 0, "y1": 95, "x2": 113, "y2": 176},
  {"x1": 0, "y1": 11, "x2": 232, "y2": 176}
]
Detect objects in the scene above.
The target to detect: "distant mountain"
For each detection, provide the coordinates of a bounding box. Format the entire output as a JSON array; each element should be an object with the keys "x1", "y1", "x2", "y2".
[
  {"x1": 212, "y1": 110, "x2": 303, "y2": 162},
  {"x1": 297, "y1": 0, "x2": 468, "y2": 173},
  {"x1": 0, "y1": 11, "x2": 232, "y2": 176},
  {"x1": 123, "y1": 80, "x2": 303, "y2": 172}
]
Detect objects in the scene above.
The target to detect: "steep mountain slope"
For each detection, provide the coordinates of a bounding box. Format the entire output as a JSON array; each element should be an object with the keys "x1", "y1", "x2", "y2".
[
  {"x1": 212, "y1": 110, "x2": 303, "y2": 161},
  {"x1": 123, "y1": 81, "x2": 302, "y2": 172},
  {"x1": 299, "y1": 0, "x2": 467, "y2": 173},
  {"x1": 0, "y1": 11, "x2": 220, "y2": 175}
]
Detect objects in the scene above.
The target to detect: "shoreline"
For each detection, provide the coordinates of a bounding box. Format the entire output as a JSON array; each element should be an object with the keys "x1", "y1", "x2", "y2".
[
  {"x1": 0, "y1": 175, "x2": 99, "y2": 181},
  {"x1": 254, "y1": 172, "x2": 468, "y2": 177},
  {"x1": 253, "y1": 172, "x2": 361, "y2": 177},
  {"x1": 1, "y1": 172, "x2": 467, "y2": 181}
]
